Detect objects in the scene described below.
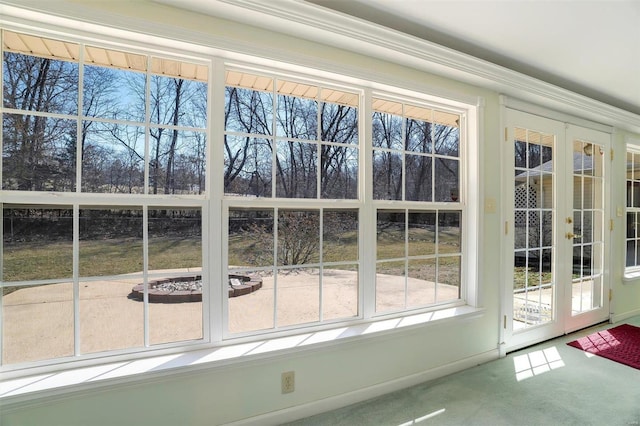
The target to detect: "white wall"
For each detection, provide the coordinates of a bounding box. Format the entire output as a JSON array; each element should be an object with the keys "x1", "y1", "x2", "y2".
[
  {"x1": 610, "y1": 130, "x2": 640, "y2": 321},
  {"x1": 0, "y1": 1, "x2": 637, "y2": 425}
]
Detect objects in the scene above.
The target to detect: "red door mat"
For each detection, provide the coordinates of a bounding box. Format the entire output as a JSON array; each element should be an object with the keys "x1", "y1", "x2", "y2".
[{"x1": 567, "y1": 324, "x2": 640, "y2": 370}]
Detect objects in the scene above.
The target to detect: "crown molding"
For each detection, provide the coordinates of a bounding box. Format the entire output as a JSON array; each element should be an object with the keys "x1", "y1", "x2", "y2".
[
  {"x1": 2, "y1": 0, "x2": 640, "y2": 134},
  {"x1": 206, "y1": 0, "x2": 640, "y2": 134}
]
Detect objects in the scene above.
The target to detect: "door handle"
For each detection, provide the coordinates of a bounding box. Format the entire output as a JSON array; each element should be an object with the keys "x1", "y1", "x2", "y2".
[{"x1": 566, "y1": 232, "x2": 582, "y2": 239}]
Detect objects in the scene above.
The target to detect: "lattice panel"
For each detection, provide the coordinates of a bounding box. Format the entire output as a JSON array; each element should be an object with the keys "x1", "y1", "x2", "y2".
[{"x1": 515, "y1": 184, "x2": 537, "y2": 226}]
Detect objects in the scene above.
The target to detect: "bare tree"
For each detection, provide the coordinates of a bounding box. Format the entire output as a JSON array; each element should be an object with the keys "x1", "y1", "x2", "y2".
[
  {"x1": 2, "y1": 53, "x2": 77, "y2": 191},
  {"x1": 224, "y1": 87, "x2": 359, "y2": 199},
  {"x1": 148, "y1": 75, "x2": 207, "y2": 194},
  {"x1": 224, "y1": 87, "x2": 273, "y2": 195},
  {"x1": 372, "y1": 112, "x2": 402, "y2": 199}
]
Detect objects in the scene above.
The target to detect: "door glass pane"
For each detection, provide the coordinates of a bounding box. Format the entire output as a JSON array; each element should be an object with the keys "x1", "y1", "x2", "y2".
[
  {"x1": 571, "y1": 139, "x2": 605, "y2": 315},
  {"x1": 513, "y1": 127, "x2": 555, "y2": 330}
]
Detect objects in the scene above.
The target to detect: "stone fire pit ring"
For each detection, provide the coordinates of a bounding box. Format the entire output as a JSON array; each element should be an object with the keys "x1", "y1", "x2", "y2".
[{"x1": 130, "y1": 274, "x2": 262, "y2": 303}]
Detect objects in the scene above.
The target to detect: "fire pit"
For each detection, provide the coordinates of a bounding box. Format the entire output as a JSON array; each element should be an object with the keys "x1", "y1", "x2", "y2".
[{"x1": 130, "y1": 274, "x2": 262, "y2": 303}]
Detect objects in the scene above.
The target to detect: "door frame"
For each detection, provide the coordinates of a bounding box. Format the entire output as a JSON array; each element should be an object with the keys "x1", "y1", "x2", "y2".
[
  {"x1": 563, "y1": 123, "x2": 612, "y2": 334},
  {"x1": 499, "y1": 97, "x2": 613, "y2": 355}
]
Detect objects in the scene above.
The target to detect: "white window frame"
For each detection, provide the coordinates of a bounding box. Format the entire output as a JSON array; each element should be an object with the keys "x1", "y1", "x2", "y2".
[
  {"x1": 0, "y1": 28, "x2": 212, "y2": 373},
  {"x1": 0, "y1": 19, "x2": 481, "y2": 383},
  {"x1": 625, "y1": 142, "x2": 640, "y2": 277}
]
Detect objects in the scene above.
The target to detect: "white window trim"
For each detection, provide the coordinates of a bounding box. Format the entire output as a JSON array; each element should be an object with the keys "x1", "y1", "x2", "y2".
[
  {"x1": 217, "y1": 66, "x2": 480, "y2": 338},
  {"x1": 0, "y1": 304, "x2": 484, "y2": 407},
  {"x1": 623, "y1": 141, "x2": 640, "y2": 281},
  {"x1": 0, "y1": 8, "x2": 481, "y2": 391}
]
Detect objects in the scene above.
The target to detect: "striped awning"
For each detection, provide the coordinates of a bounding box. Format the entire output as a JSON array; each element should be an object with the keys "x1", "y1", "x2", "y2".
[{"x1": 2, "y1": 30, "x2": 208, "y2": 82}]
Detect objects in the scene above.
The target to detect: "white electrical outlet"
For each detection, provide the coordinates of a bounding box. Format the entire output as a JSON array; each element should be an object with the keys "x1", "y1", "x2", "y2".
[{"x1": 281, "y1": 371, "x2": 295, "y2": 394}]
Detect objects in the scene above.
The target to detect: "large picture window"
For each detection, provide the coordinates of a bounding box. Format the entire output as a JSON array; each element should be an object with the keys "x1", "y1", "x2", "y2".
[
  {"x1": 223, "y1": 70, "x2": 361, "y2": 334},
  {"x1": 372, "y1": 98, "x2": 462, "y2": 314},
  {"x1": 223, "y1": 71, "x2": 466, "y2": 335},
  {"x1": 1, "y1": 30, "x2": 208, "y2": 367},
  {"x1": 1, "y1": 29, "x2": 475, "y2": 373}
]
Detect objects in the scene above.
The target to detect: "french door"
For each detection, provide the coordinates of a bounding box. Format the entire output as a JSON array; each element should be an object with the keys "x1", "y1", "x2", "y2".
[{"x1": 502, "y1": 109, "x2": 610, "y2": 352}]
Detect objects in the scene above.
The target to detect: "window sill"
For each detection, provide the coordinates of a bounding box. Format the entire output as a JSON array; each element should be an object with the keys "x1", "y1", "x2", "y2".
[
  {"x1": 0, "y1": 305, "x2": 483, "y2": 408},
  {"x1": 623, "y1": 268, "x2": 640, "y2": 282}
]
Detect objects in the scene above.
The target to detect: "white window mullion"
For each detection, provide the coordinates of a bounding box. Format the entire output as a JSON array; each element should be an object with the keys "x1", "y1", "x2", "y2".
[
  {"x1": 434, "y1": 209, "x2": 440, "y2": 303},
  {"x1": 401, "y1": 103, "x2": 407, "y2": 202},
  {"x1": 317, "y1": 90, "x2": 322, "y2": 199},
  {"x1": 144, "y1": 56, "x2": 152, "y2": 196},
  {"x1": 210, "y1": 58, "x2": 225, "y2": 343},
  {"x1": 430, "y1": 109, "x2": 435, "y2": 203},
  {"x1": 272, "y1": 79, "x2": 278, "y2": 198},
  {"x1": 73, "y1": 204, "x2": 80, "y2": 356},
  {"x1": 361, "y1": 89, "x2": 375, "y2": 319},
  {"x1": 273, "y1": 207, "x2": 279, "y2": 328},
  {"x1": 319, "y1": 207, "x2": 324, "y2": 322},
  {"x1": 404, "y1": 209, "x2": 409, "y2": 309},
  {"x1": 76, "y1": 45, "x2": 84, "y2": 193},
  {"x1": 143, "y1": 206, "x2": 149, "y2": 347}
]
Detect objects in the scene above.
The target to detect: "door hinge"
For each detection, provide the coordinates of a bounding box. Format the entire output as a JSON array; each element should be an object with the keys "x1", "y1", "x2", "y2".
[
  {"x1": 504, "y1": 315, "x2": 507, "y2": 329},
  {"x1": 504, "y1": 127, "x2": 508, "y2": 142},
  {"x1": 611, "y1": 148, "x2": 614, "y2": 161},
  {"x1": 610, "y1": 219, "x2": 614, "y2": 231},
  {"x1": 504, "y1": 221, "x2": 509, "y2": 235},
  {"x1": 609, "y1": 289, "x2": 613, "y2": 302}
]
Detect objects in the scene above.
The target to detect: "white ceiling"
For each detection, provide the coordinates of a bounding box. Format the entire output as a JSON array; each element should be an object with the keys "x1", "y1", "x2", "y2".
[
  {"x1": 310, "y1": 0, "x2": 640, "y2": 115},
  {"x1": 152, "y1": 0, "x2": 640, "y2": 115}
]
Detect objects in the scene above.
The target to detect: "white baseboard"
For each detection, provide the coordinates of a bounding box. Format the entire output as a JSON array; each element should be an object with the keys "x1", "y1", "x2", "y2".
[
  {"x1": 611, "y1": 308, "x2": 640, "y2": 324},
  {"x1": 224, "y1": 349, "x2": 499, "y2": 426}
]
